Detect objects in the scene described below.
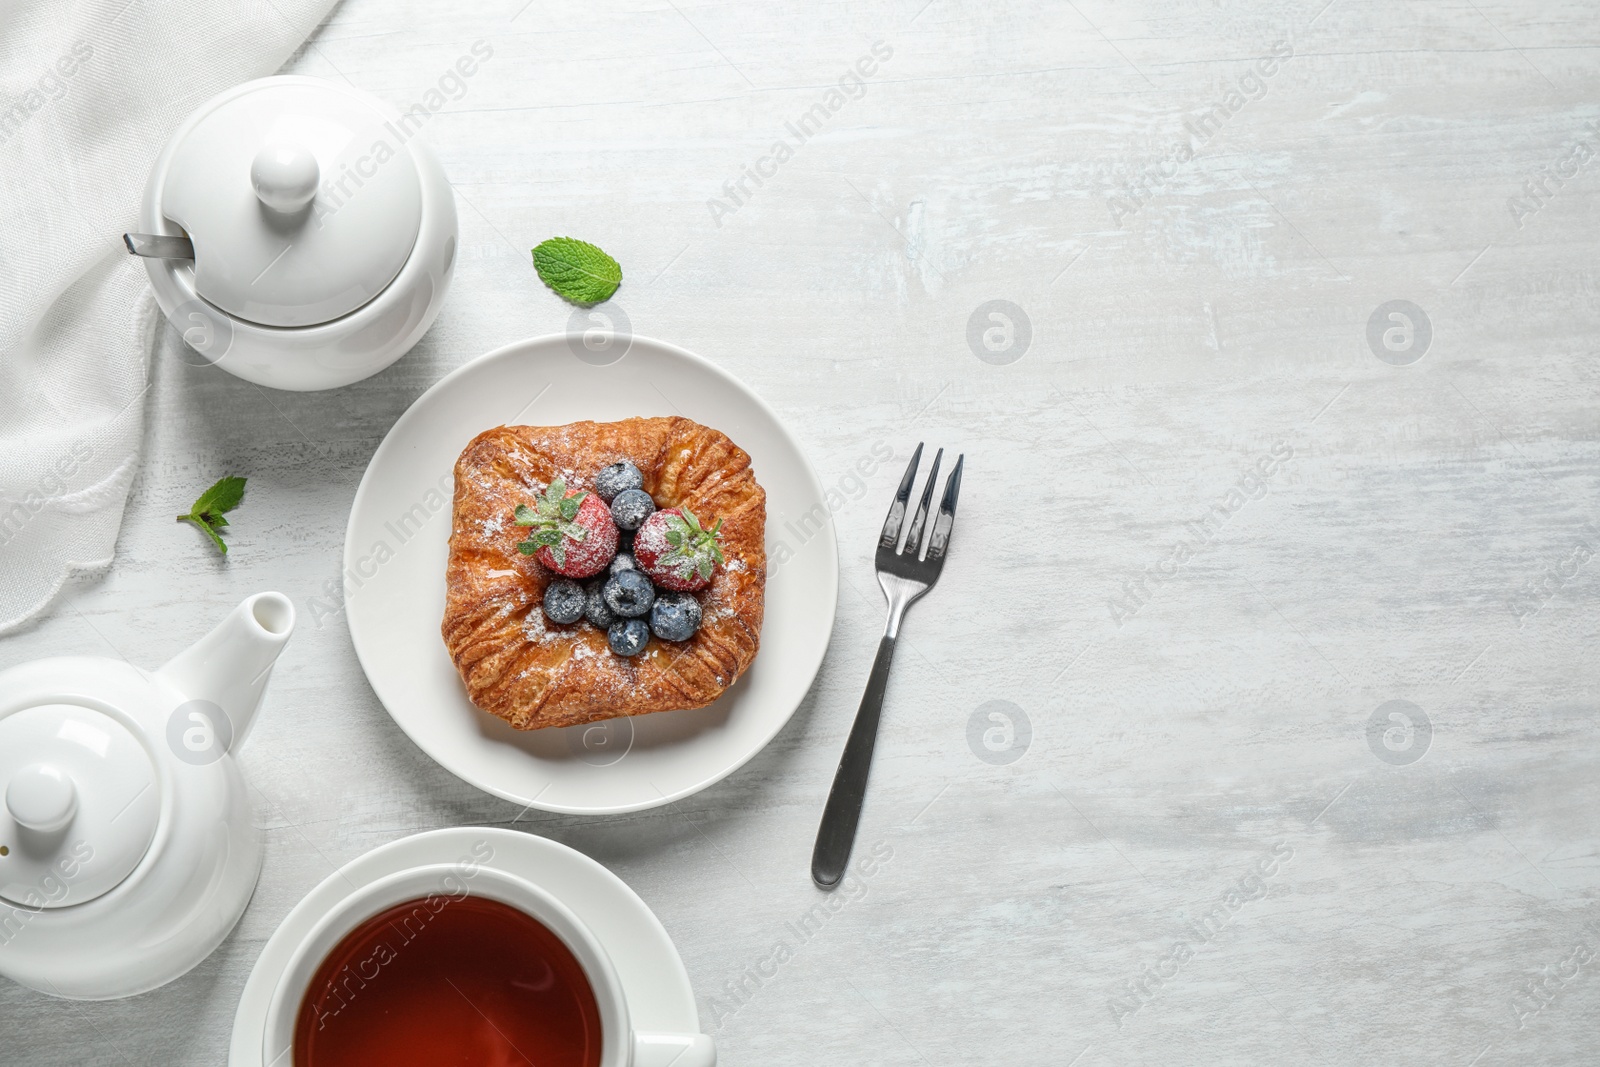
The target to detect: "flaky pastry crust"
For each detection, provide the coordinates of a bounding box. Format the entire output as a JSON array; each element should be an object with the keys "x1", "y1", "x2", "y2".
[{"x1": 442, "y1": 417, "x2": 765, "y2": 730}]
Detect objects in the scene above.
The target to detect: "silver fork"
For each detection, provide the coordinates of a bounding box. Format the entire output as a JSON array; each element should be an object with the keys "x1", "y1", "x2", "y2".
[{"x1": 811, "y1": 443, "x2": 963, "y2": 888}]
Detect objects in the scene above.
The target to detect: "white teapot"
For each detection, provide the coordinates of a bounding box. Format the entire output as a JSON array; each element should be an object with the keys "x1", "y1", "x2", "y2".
[
  {"x1": 126, "y1": 75, "x2": 458, "y2": 391},
  {"x1": 0, "y1": 593, "x2": 294, "y2": 999}
]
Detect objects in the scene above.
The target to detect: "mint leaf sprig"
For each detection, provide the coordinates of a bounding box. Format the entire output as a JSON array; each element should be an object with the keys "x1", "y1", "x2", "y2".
[
  {"x1": 514, "y1": 477, "x2": 589, "y2": 567},
  {"x1": 178, "y1": 476, "x2": 246, "y2": 555},
  {"x1": 532, "y1": 237, "x2": 622, "y2": 306},
  {"x1": 659, "y1": 506, "x2": 725, "y2": 582}
]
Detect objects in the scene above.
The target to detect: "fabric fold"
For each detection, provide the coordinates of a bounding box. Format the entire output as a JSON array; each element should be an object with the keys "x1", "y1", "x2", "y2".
[{"x1": 0, "y1": 0, "x2": 339, "y2": 632}]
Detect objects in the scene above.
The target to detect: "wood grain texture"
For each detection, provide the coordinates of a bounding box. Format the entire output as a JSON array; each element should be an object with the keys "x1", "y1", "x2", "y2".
[{"x1": 5, "y1": 0, "x2": 1600, "y2": 1064}]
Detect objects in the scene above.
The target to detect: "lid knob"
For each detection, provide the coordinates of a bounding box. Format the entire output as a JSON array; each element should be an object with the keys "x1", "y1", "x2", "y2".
[
  {"x1": 0, "y1": 705, "x2": 160, "y2": 909},
  {"x1": 6, "y1": 763, "x2": 77, "y2": 833},
  {"x1": 250, "y1": 141, "x2": 320, "y2": 214}
]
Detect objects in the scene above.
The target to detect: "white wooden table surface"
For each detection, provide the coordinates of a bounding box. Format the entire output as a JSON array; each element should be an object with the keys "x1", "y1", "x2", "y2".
[{"x1": 7, "y1": 0, "x2": 1600, "y2": 1063}]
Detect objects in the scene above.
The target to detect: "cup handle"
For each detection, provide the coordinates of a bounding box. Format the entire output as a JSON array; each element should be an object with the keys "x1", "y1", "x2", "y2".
[{"x1": 633, "y1": 1030, "x2": 716, "y2": 1067}]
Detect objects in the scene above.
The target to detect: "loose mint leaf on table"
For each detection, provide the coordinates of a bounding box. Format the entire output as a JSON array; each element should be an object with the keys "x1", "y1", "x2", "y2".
[
  {"x1": 178, "y1": 475, "x2": 246, "y2": 555},
  {"x1": 532, "y1": 237, "x2": 622, "y2": 305}
]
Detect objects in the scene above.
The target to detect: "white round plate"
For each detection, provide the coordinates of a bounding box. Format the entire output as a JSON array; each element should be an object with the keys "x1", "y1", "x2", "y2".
[
  {"x1": 344, "y1": 334, "x2": 838, "y2": 814},
  {"x1": 229, "y1": 827, "x2": 701, "y2": 1066}
]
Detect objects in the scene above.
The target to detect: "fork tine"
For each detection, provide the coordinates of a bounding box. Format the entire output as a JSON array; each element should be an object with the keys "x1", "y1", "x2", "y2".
[
  {"x1": 878, "y1": 443, "x2": 923, "y2": 550},
  {"x1": 902, "y1": 448, "x2": 943, "y2": 558},
  {"x1": 925, "y1": 454, "x2": 963, "y2": 561}
]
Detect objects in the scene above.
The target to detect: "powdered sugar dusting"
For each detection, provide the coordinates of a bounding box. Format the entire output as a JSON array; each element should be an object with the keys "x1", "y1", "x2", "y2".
[
  {"x1": 521, "y1": 607, "x2": 564, "y2": 645},
  {"x1": 634, "y1": 513, "x2": 671, "y2": 560}
]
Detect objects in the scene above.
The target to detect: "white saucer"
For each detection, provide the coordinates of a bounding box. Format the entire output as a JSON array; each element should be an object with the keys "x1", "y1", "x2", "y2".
[
  {"x1": 229, "y1": 828, "x2": 700, "y2": 1066},
  {"x1": 343, "y1": 334, "x2": 838, "y2": 814}
]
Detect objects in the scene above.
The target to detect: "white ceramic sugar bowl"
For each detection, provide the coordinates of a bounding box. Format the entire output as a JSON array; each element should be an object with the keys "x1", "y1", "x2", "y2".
[
  {"x1": 0, "y1": 593, "x2": 294, "y2": 999},
  {"x1": 130, "y1": 75, "x2": 457, "y2": 391}
]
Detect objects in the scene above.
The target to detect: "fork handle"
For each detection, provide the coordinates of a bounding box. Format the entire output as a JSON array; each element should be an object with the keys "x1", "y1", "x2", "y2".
[{"x1": 812, "y1": 634, "x2": 898, "y2": 888}]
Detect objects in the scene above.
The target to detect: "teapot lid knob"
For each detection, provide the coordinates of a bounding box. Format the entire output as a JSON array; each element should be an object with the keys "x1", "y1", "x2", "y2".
[
  {"x1": 250, "y1": 141, "x2": 320, "y2": 214},
  {"x1": 0, "y1": 705, "x2": 159, "y2": 909},
  {"x1": 5, "y1": 763, "x2": 76, "y2": 833}
]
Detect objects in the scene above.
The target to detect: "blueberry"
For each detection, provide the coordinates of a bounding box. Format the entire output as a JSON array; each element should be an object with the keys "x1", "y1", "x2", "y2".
[
  {"x1": 602, "y1": 569, "x2": 655, "y2": 617},
  {"x1": 650, "y1": 592, "x2": 702, "y2": 642},
  {"x1": 542, "y1": 579, "x2": 585, "y2": 624},
  {"x1": 610, "y1": 552, "x2": 636, "y2": 575},
  {"x1": 583, "y1": 581, "x2": 615, "y2": 628},
  {"x1": 610, "y1": 488, "x2": 656, "y2": 531},
  {"x1": 594, "y1": 460, "x2": 644, "y2": 503},
  {"x1": 607, "y1": 617, "x2": 650, "y2": 657}
]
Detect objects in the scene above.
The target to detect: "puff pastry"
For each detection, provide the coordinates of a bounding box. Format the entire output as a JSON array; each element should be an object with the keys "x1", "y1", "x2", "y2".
[{"x1": 442, "y1": 417, "x2": 766, "y2": 730}]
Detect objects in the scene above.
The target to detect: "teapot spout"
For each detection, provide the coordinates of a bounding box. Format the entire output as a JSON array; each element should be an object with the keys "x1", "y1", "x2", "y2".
[{"x1": 155, "y1": 592, "x2": 295, "y2": 749}]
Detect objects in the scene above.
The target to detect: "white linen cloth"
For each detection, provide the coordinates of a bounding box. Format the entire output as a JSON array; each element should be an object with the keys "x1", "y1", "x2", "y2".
[{"x1": 0, "y1": 0, "x2": 337, "y2": 632}]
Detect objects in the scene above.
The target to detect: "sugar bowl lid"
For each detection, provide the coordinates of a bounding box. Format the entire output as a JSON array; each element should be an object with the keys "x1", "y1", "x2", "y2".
[
  {"x1": 158, "y1": 77, "x2": 423, "y2": 328},
  {"x1": 0, "y1": 704, "x2": 160, "y2": 908}
]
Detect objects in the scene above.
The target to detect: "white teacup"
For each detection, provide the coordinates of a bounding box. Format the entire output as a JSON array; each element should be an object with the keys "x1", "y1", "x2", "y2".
[{"x1": 262, "y1": 864, "x2": 715, "y2": 1067}]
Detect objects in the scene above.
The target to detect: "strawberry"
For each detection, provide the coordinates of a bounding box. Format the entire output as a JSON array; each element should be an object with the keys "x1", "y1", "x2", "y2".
[
  {"x1": 633, "y1": 506, "x2": 724, "y2": 591},
  {"x1": 514, "y1": 477, "x2": 617, "y2": 578}
]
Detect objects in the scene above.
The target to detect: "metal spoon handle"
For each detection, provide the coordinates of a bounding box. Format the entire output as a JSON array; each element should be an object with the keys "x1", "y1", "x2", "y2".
[{"x1": 123, "y1": 233, "x2": 194, "y2": 259}]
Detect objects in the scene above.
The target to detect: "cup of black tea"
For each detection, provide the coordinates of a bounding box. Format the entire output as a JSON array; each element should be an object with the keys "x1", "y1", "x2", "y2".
[{"x1": 261, "y1": 865, "x2": 715, "y2": 1067}]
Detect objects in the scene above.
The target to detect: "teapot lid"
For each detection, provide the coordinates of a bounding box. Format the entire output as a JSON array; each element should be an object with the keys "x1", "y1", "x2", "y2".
[
  {"x1": 159, "y1": 77, "x2": 423, "y2": 328},
  {"x1": 0, "y1": 704, "x2": 159, "y2": 908}
]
